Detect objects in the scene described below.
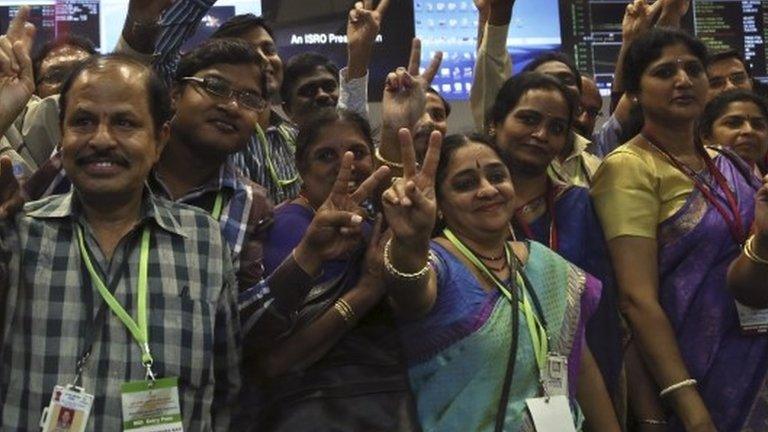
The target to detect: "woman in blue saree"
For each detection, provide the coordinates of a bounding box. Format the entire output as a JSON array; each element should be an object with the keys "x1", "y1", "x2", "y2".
[
  {"x1": 591, "y1": 28, "x2": 767, "y2": 431},
  {"x1": 487, "y1": 75, "x2": 622, "y2": 405},
  {"x1": 379, "y1": 72, "x2": 620, "y2": 431}
]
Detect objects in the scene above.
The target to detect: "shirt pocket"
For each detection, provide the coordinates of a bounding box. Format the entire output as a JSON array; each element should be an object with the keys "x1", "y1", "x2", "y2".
[{"x1": 149, "y1": 294, "x2": 216, "y2": 391}]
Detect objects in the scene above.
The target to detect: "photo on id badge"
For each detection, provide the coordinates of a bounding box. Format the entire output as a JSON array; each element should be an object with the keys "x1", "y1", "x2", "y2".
[{"x1": 41, "y1": 386, "x2": 92, "y2": 432}]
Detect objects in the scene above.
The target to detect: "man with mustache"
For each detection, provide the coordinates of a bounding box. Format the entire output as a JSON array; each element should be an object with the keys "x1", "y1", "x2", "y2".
[{"x1": 0, "y1": 22, "x2": 240, "y2": 430}]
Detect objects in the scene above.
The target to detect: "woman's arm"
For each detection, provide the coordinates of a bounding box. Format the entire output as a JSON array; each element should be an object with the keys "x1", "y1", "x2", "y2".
[
  {"x1": 609, "y1": 236, "x2": 716, "y2": 431},
  {"x1": 577, "y1": 346, "x2": 621, "y2": 432},
  {"x1": 728, "y1": 175, "x2": 768, "y2": 307}
]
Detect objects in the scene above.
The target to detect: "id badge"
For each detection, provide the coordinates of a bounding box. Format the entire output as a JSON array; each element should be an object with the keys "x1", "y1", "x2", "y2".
[
  {"x1": 39, "y1": 384, "x2": 94, "y2": 432},
  {"x1": 735, "y1": 301, "x2": 768, "y2": 335},
  {"x1": 526, "y1": 395, "x2": 576, "y2": 432},
  {"x1": 542, "y1": 353, "x2": 568, "y2": 397},
  {"x1": 121, "y1": 377, "x2": 184, "y2": 432}
]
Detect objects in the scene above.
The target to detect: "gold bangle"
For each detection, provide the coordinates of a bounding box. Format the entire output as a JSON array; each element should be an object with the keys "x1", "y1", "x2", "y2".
[
  {"x1": 659, "y1": 378, "x2": 697, "y2": 397},
  {"x1": 744, "y1": 234, "x2": 768, "y2": 265},
  {"x1": 333, "y1": 298, "x2": 356, "y2": 325},
  {"x1": 384, "y1": 238, "x2": 433, "y2": 280},
  {"x1": 374, "y1": 148, "x2": 403, "y2": 169}
]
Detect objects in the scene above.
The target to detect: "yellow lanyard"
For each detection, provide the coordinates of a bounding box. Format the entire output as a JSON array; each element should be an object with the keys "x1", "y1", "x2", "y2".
[
  {"x1": 255, "y1": 123, "x2": 299, "y2": 187},
  {"x1": 443, "y1": 228, "x2": 548, "y2": 370},
  {"x1": 211, "y1": 191, "x2": 224, "y2": 220},
  {"x1": 76, "y1": 225, "x2": 155, "y2": 378}
]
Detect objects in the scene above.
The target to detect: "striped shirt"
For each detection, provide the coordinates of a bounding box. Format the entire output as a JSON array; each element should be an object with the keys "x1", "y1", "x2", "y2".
[{"x1": 0, "y1": 191, "x2": 241, "y2": 431}]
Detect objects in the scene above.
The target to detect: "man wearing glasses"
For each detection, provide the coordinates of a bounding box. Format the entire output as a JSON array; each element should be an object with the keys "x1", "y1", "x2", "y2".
[{"x1": 706, "y1": 50, "x2": 755, "y2": 101}]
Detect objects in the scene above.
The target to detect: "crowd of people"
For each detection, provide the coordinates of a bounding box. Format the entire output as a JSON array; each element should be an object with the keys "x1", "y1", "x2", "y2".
[{"x1": 0, "y1": 0, "x2": 767, "y2": 430}]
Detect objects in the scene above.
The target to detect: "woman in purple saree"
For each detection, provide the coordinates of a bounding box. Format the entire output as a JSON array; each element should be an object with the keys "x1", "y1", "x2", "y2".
[{"x1": 592, "y1": 28, "x2": 767, "y2": 431}]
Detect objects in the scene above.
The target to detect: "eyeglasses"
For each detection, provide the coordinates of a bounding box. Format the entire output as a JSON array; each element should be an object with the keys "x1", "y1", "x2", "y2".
[
  {"x1": 181, "y1": 76, "x2": 268, "y2": 111},
  {"x1": 709, "y1": 72, "x2": 749, "y2": 89}
]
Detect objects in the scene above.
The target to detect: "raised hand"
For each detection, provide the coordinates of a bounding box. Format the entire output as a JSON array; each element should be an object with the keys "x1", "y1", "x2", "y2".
[
  {"x1": 347, "y1": 0, "x2": 391, "y2": 79},
  {"x1": 382, "y1": 129, "x2": 442, "y2": 245},
  {"x1": 657, "y1": 0, "x2": 690, "y2": 28},
  {"x1": 622, "y1": 0, "x2": 662, "y2": 44},
  {"x1": 0, "y1": 157, "x2": 23, "y2": 220},
  {"x1": 0, "y1": 6, "x2": 35, "y2": 135},
  {"x1": 123, "y1": 0, "x2": 175, "y2": 53},
  {"x1": 381, "y1": 38, "x2": 442, "y2": 131},
  {"x1": 293, "y1": 153, "x2": 390, "y2": 276}
]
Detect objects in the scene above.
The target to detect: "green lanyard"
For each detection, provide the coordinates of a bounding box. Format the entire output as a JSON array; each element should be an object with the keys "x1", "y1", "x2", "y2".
[
  {"x1": 255, "y1": 123, "x2": 300, "y2": 187},
  {"x1": 443, "y1": 228, "x2": 548, "y2": 370},
  {"x1": 76, "y1": 225, "x2": 155, "y2": 378},
  {"x1": 211, "y1": 191, "x2": 224, "y2": 220}
]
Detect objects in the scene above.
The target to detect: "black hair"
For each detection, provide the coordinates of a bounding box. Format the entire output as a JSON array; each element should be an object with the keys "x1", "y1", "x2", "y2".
[
  {"x1": 174, "y1": 38, "x2": 267, "y2": 96},
  {"x1": 280, "y1": 52, "x2": 339, "y2": 107},
  {"x1": 426, "y1": 87, "x2": 452, "y2": 117},
  {"x1": 706, "y1": 49, "x2": 752, "y2": 75},
  {"x1": 622, "y1": 27, "x2": 708, "y2": 94},
  {"x1": 488, "y1": 72, "x2": 577, "y2": 133},
  {"x1": 211, "y1": 13, "x2": 274, "y2": 39},
  {"x1": 58, "y1": 54, "x2": 172, "y2": 137},
  {"x1": 294, "y1": 108, "x2": 374, "y2": 173},
  {"x1": 521, "y1": 52, "x2": 582, "y2": 93},
  {"x1": 32, "y1": 34, "x2": 96, "y2": 85},
  {"x1": 698, "y1": 89, "x2": 768, "y2": 140}
]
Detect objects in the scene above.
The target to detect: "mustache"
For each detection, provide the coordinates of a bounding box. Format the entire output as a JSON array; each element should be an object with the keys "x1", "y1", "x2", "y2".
[{"x1": 75, "y1": 150, "x2": 130, "y2": 167}]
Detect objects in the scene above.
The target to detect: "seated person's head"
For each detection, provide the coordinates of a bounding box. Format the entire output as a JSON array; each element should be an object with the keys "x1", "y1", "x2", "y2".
[
  {"x1": 58, "y1": 54, "x2": 172, "y2": 203},
  {"x1": 623, "y1": 28, "x2": 709, "y2": 125},
  {"x1": 489, "y1": 72, "x2": 576, "y2": 177},
  {"x1": 32, "y1": 34, "x2": 96, "y2": 98},
  {"x1": 412, "y1": 88, "x2": 451, "y2": 161},
  {"x1": 212, "y1": 14, "x2": 282, "y2": 100},
  {"x1": 521, "y1": 52, "x2": 582, "y2": 97},
  {"x1": 281, "y1": 53, "x2": 339, "y2": 127},
  {"x1": 706, "y1": 50, "x2": 753, "y2": 101},
  {"x1": 295, "y1": 109, "x2": 375, "y2": 208},
  {"x1": 172, "y1": 38, "x2": 267, "y2": 157},
  {"x1": 433, "y1": 133, "x2": 515, "y2": 238},
  {"x1": 575, "y1": 75, "x2": 602, "y2": 137},
  {"x1": 699, "y1": 89, "x2": 768, "y2": 166}
]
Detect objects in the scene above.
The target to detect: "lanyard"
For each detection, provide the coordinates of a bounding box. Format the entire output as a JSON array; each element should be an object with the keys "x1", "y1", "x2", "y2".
[
  {"x1": 642, "y1": 132, "x2": 745, "y2": 245},
  {"x1": 514, "y1": 178, "x2": 559, "y2": 252},
  {"x1": 76, "y1": 225, "x2": 156, "y2": 380},
  {"x1": 255, "y1": 123, "x2": 300, "y2": 187},
  {"x1": 442, "y1": 228, "x2": 549, "y2": 370},
  {"x1": 211, "y1": 191, "x2": 224, "y2": 220}
]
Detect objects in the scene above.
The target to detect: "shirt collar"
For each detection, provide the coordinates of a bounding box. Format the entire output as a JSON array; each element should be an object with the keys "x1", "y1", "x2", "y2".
[
  {"x1": 150, "y1": 160, "x2": 241, "y2": 201},
  {"x1": 564, "y1": 132, "x2": 592, "y2": 162},
  {"x1": 25, "y1": 188, "x2": 188, "y2": 238}
]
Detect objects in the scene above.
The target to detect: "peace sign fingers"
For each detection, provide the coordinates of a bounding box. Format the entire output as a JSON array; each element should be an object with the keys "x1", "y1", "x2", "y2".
[
  {"x1": 399, "y1": 128, "x2": 418, "y2": 179},
  {"x1": 350, "y1": 165, "x2": 391, "y2": 204},
  {"x1": 419, "y1": 130, "x2": 443, "y2": 184},
  {"x1": 329, "y1": 151, "x2": 355, "y2": 202}
]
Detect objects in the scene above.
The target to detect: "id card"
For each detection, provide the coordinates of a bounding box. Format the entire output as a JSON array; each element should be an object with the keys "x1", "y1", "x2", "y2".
[
  {"x1": 736, "y1": 301, "x2": 768, "y2": 335},
  {"x1": 39, "y1": 384, "x2": 94, "y2": 432},
  {"x1": 542, "y1": 354, "x2": 568, "y2": 396},
  {"x1": 526, "y1": 395, "x2": 576, "y2": 432},
  {"x1": 121, "y1": 377, "x2": 183, "y2": 432}
]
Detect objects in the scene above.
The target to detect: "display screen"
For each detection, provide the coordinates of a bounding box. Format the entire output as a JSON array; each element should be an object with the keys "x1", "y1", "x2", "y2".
[{"x1": 414, "y1": 0, "x2": 563, "y2": 100}]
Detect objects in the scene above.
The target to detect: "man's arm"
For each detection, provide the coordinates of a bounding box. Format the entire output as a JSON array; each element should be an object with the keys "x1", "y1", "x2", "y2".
[
  {"x1": 470, "y1": 0, "x2": 514, "y2": 131},
  {"x1": 212, "y1": 259, "x2": 241, "y2": 432},
  {"x1": 339, "y1": 0, "x2": 392, "y2": 119},
  {"x1": 118, "y1": 0, "x2": 214, "y2": 83}
]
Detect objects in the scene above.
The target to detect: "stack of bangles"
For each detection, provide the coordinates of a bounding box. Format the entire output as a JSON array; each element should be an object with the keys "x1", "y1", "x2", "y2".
[
  {"x1": 383, "y1": 238, "x2": 434, "y2": 280},
  {"x1": 744, "y1": 234, "x2": 768, "y2": 265},
  {"x1": 333, "y1": 298, "x2": 356, "y2": 326}
]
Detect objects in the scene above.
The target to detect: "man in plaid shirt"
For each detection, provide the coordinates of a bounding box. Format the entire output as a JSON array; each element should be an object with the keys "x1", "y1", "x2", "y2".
[{"x1": 0, "y1": 42, "x2": 240, "y2": 431}]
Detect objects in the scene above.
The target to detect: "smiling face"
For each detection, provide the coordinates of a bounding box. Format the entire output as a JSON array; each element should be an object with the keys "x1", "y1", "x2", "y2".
[
  {"x1": 299, "y1": 119, "x2": 374, "y2": 208},
  {"x1": 171, "y1": 62, "x2": 263, "y2": 158},
  {"x1": 240, "y1": 26, "x2": 283, "y2": 98},
  {"x1": 635, "y1": 43, "x2": 709, "y2": 124},
  {"x1": 705, "y1": 100, "x2": 768, "y2": 164},
  {"x1": 285, "y1": 66, "x2": 339, "y2": 127},
  {"x1": 494, "y1": 88, "x2": 570, "y2": 176},
  {"x1": 438, "y1": 142, "x2": 516, "y2": 240},
  {"x1": 61, "y1": 63, "x2": 168, "y2": 204}
]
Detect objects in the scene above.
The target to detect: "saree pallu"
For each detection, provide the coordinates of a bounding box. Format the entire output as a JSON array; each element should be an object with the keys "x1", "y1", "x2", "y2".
[
  {"x1": 398, "y1": 241, "x2": 602, "y2": 431},
  {"x1": 515, "y1": 185, "x2": 623, "y2": 401},
  {"x1": 657, "y1": 152, "x2": 767, "y2": 431}
]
